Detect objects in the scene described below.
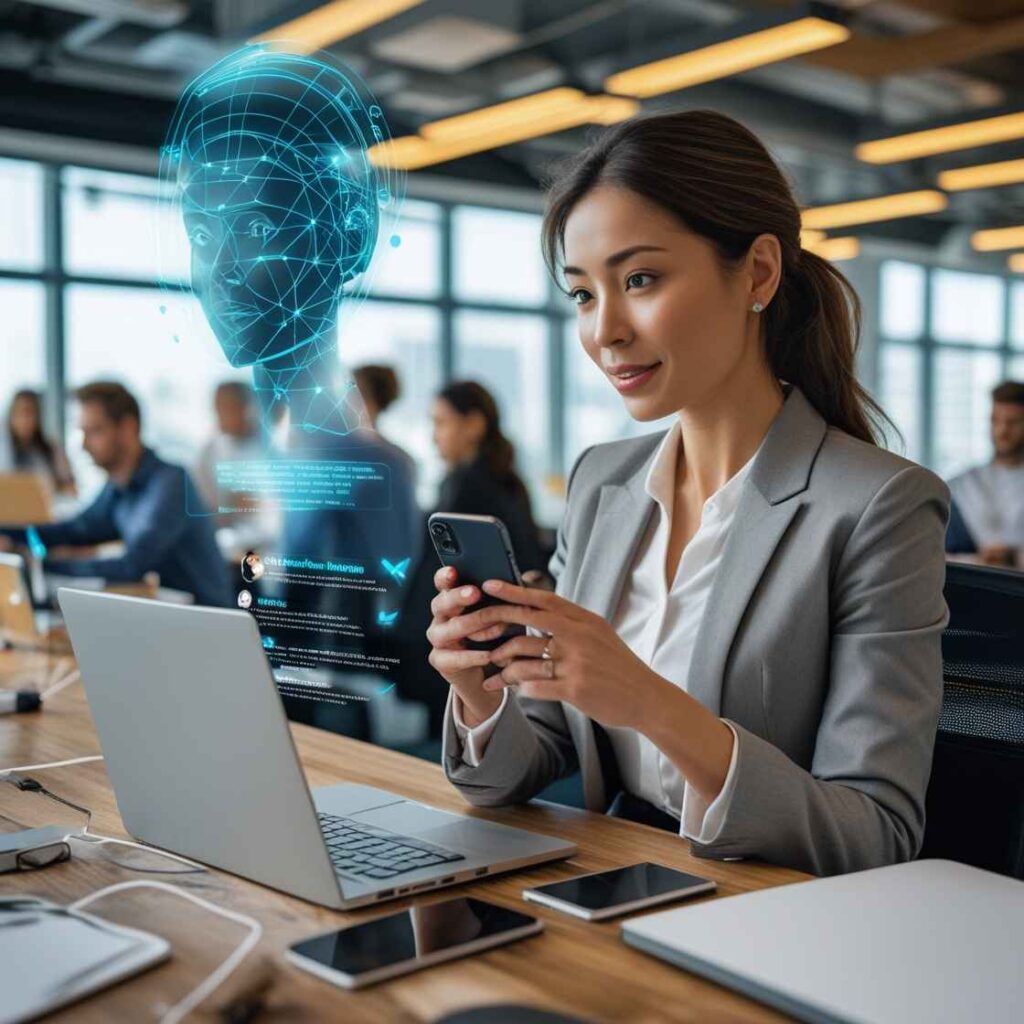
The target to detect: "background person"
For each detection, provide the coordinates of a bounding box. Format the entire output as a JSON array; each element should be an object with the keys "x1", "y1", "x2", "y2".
[
  {"x1": 427, "y1": 111, "x2": 949, "y2": 878},
  {"x1": 193, "y1": 381, "x2": 262, "y2": 521},
  {"x1": 0, "y1": 381, "x2": 230, "y2": 607},
  {"x1": 946, "y1": 380, "x2": 1024, "y2": 568},
  {"x1": 1, "y1": 389, "x2": 76, "y2": 495},
  {"x1": 353, "y1": 363, "x2": 417, "y2": 488}
]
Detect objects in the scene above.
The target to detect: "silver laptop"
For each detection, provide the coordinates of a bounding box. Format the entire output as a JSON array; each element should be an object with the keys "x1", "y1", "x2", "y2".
[
  {"x1": 623, "y1": 859, "x2": 1024, "y2": 1024},
  {"x1": 58, "y1": 588, "x2": 575, "y2": 910}
]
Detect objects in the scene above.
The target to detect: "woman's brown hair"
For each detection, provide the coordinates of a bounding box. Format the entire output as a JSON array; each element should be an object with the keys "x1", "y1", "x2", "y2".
[{"x1": 542, "y1": 110, "x2": 891, "y2": 445}]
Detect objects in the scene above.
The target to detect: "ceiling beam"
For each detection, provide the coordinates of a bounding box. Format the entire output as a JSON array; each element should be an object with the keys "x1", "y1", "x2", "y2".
[{"x1": 804, "y1": 13, "x2": 1024, "y2": 79}]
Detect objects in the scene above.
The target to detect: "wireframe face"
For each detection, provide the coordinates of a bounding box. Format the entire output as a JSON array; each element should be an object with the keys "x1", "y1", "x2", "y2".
[{"x1": 182, "y1": 143, "x2": 345, "y2": 370}]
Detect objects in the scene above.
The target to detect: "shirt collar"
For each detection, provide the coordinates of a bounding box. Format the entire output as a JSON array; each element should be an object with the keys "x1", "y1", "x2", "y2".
[
  {"x1": 114, "y1": 447, "x2": 158, "y2": 494},
  {"x1": 643, "y1": 420, "x2": 759, "y2": 521}
]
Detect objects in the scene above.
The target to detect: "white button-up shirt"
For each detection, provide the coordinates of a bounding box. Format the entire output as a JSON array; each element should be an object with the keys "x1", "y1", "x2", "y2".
[{"x1": 453, "y1": 420, "x2": 755, "y2": 842}]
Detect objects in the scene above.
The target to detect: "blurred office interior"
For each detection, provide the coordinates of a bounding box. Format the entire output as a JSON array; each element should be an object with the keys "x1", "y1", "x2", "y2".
[{"x1": 1, "y1": 0, "x2": 1023, "y2": 758}]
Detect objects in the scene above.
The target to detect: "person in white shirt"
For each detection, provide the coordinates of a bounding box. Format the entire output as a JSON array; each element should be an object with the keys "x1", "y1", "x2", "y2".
[
  {"x1": 193, "y1": 381, "x2": 263, "y2": 524},
  {"x1": 423, "y1": 111, "x2": 948, "y2": 877},
  {"x1": 946, "y1": 380, "x2": 1024, "y2": 568}
]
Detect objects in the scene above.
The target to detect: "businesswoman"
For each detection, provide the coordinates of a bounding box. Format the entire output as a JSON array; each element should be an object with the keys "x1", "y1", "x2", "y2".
[
  {"x1": 4, "y1": 390, "x2": 76, "y2": 495},
  {"x1": 426, "y1": 111, "x2": 949, "y2": 877}
]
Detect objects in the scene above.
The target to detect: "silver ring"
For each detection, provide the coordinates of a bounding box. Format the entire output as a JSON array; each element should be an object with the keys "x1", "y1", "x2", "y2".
[{"x1": 541, "y1": 637, "x2": 554, "y2": 661}]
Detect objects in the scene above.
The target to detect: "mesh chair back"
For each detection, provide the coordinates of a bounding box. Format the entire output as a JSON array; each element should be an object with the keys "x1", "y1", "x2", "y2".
[{"x1": 921, "y1": 564, "x2": 1024, "y2": 878}]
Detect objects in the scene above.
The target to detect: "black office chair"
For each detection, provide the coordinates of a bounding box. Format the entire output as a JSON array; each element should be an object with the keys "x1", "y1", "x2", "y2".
[{"x1": 920, "y1": 563, "x2": 1024, "y2": 878}]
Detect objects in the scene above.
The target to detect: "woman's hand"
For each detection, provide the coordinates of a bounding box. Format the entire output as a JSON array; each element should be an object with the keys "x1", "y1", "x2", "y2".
[
  {"x1": 443, "y1": 578, "x2": 667, "y2": 731},
  {"x1": 425, "y1": 565, "x2": 507, "y2": 727}
]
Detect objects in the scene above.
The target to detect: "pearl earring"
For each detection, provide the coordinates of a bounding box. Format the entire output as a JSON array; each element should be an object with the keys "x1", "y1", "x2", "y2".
[{"x1": 751, "y1": 301, "x2": 764, "y2": 313}]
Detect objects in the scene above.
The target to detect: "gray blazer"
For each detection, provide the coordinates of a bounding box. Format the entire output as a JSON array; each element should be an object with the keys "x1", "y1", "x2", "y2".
[{"x1": 442, "y1": 387, "x2": 950, "y2": 876}]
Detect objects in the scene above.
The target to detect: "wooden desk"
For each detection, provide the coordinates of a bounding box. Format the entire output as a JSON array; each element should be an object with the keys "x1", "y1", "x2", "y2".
[{"x1": 0, "y1": 650, "x2": 807, "y2": 1022}]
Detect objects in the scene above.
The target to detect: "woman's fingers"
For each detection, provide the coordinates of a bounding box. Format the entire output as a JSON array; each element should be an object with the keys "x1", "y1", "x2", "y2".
[
  {"x1": 433, "y1": 602, "x2": 557, "y2": 645},
  {"x1": 429, "y1": 647, "x2": 493, "y2": 674},
  {"x1": 433, "y1": 565, "x2": 457, "y2": 591},
  {"x1": 430, "y1": 583, "x2": 481, "y2": 620},
  {"x1": 489, "y1": 634, "x2": 549, "y2": 663}
]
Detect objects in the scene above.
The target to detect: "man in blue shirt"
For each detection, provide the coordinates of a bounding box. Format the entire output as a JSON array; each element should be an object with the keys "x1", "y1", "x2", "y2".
[{"x1": 0, "y1": 382, "x2": 230, "y2": 607}]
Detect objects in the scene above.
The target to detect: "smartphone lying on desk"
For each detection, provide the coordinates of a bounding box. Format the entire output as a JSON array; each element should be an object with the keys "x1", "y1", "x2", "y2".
[
  {"x1": 522, "y1": 863, "x2": 716, "y2": 921},
  {"x1": 286, "y1": 896, "x2": 542, "y2": 989}
]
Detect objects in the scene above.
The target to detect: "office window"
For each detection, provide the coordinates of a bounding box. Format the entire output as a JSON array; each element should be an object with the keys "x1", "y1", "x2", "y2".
[
  {"x1": 453, "y1": 310, "x2": 550, "y2": 512},
  {"x1": 879, "y1": 261, "x2": 925, "y2": 341},
  {"x1": 368, "y1": 199, "x2": 442, "y2": 300},
  {"x1": 0, "y1": 158, "x2": 43, "y2": 271},
  {"x1": 0, "y1": 281, "x2": 46, "y2": 421},
  {"x1": 931, "y1": 269, "x2": 1004, "y2": 347},
  {"x1": 339, "y1": 299, "x2": 443, "y2": 505},
  {"x1": 452, "y1": 206, "x2": 547, "y2": 307},
  {"x1": 65, "y1": 284, "x2": 246, "y2": 494},
  {"x1": 1011, "y1": 281, "x2": 1024, "y2": 350},
  {"x1": 63, "y1": 167, "x2": 190, "y2": 282},
  {"x1": 931, "y1": 349, "x2": 1002, "y2": 478},
  {"x1": 876, "y1": 344, "x2": 922, "y2": 464}
]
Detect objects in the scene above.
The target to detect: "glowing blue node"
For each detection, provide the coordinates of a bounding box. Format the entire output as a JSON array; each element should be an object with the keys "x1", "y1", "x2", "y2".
[{"x1": 389, "y1": 234, "x2": 400, "y2": 248}]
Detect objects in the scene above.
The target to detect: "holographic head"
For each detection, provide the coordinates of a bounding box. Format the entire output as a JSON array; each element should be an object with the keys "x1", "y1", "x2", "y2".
[{"x1": 161, "y1": 47, "x2": 397, "y2": 372}]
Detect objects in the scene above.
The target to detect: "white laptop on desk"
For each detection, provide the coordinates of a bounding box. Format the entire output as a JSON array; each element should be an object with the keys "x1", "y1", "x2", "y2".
[
  {"x1": 58, "y1": 588, "x2": 575, "y2": 910},
  {"x1": 622, "y1": 859, "x2": 1024, "y2": 1024}
]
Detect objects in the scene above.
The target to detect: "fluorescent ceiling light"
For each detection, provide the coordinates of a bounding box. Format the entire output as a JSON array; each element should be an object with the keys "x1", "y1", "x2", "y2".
[
  {"x1": 804, "y1": 236, "x2": 860, "y2": 262},
  {"x1": 251, "y1": 0, "x2": 425, "y2": 54},
  {"x1": 972, "y1": 225, "x2": 1024, "y2": 252},
  {"x1": 938, "y1": 157, "x2": 1024, "y2": 192},
  {"x1": 369, "y1": 91, "x2": 639, "y2": 170},
  {"x1": 802, "y1": 190, "x2": 947, "y2": 230},
  {"x1": 856, "y1": 111, "x2": 1024, "y2": 165},
  {"x1": 605, "y1": 16, "x2": 849, "y2": 98},
  {"x1": 1009, "y1": 253, "x2": 1024, "y2": 273}
]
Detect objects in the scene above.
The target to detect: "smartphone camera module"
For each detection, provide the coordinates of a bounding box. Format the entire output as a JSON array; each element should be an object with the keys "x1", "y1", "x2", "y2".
[{"x1": 430, "y1": 522, "x2": 460, "y2": 556}]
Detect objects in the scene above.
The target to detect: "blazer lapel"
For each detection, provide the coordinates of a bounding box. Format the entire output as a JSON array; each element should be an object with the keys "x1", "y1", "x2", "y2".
[
  {"x1": 565, "y1": 443, "x2": 660, "y2": 811},
  {"x1": 687, "y1": 388, "x2": 828, "y2": 717}
]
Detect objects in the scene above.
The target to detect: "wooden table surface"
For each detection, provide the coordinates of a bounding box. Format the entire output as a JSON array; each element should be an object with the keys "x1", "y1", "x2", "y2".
[{"x1": 0, "y1": 649, "x2": 808, "y2": 1022}]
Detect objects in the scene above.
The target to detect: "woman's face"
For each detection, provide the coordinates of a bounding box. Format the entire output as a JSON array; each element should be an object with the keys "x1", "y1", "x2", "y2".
[
  {"x1": 10, "y1": 396, "x2": 39, "y2": 443},
  {"x1": 562, "y1": 184, "x2": 763, "y2": 422},
  {"x1": 431, "y1": 399, "x2": 482, "y2": 467}
]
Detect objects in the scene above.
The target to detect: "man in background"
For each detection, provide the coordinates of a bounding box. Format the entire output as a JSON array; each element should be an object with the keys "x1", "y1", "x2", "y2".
[
  {"x1": 194, "y1": 381, "x2": 263, "y2": 522},
  {"x1": 0, "y1": 381, "x2": 230, "y2": 606},
  {"x1": 946, "y1": 380, "x2": 1024, "y2": 567}
]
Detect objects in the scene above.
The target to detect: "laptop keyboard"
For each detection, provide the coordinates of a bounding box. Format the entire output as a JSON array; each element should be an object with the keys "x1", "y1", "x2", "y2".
[{"x1": 318, "y1": 813, "x2": 465, "y2": 880}]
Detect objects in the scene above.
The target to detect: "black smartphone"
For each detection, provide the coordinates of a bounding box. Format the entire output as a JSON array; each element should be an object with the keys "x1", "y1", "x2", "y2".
[
  {"x1": 286, "y1": 897, "x2": 542, "y2": 989},
  {"x1": 522, "y1": 863, "x2": 716, "y2": 921},
  {"x1": 427, "y1": 512, "x2": 526, "y2": 653}
]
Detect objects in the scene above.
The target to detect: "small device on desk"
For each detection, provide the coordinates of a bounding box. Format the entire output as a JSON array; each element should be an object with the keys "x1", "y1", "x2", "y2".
[
  {"x1": 522, "y1": 863, "x2": 716, "y2": 921},
  {"x1": 287, "y1": 896, "x2": 542, "y2": 989}
]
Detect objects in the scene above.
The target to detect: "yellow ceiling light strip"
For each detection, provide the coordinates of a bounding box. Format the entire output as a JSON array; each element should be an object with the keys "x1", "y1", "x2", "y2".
[
  {"x1": 800, "y1": 229, "x2": 826, "y2": 246},
  {"x1": 938, "y1": 157, "x2": 1024, "y2": 192},
  {"x1": 972, "y1": 225, "x2": 1024, "y2": 252},
  {"x1": 251, "y1": 0, "x2": 425, "y2": 53},
  {"x1": 1008, "y1": 253, "x2": 1024, "y2": 273},
  {"x1": 605, "y1": 16, "x2": 849, "y2": 98},
  {"x1": 802, "y1": 190, "x2": 947, "y2": 230},
  {"x1": 369, "y1": 93, "x2": 640, "y2": 170},
  {"x1": 857, "y1": 111, "x2": 1024, "y2": 165},
  {"x1": 804, "y1": 236, "x2": 860, "y2": 262}
]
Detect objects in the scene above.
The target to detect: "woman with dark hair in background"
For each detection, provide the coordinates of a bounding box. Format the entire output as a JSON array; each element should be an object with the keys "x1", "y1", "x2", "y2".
[
  {"x1": 427, "y1": 110, "x2": 950, "y2": 877},
  {"x1": 432, "y1": 380, "x2": 545, "y2": 576},
  {"x1": 3, "y1": 390, "x2": 76, "y2": 495}
]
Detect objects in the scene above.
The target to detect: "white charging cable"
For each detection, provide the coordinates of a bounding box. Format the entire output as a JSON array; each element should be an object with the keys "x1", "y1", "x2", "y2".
[
  {"x1": 69, "y1": 880, "x2": 264, "y2": 1024},
  {"x1": 0, "y1": 754, "x2": 104, "y2": 775}
]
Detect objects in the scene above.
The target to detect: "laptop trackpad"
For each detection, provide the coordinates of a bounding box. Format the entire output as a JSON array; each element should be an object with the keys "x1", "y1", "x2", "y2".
[{"x1": 350, "y1": 801, "x2": 455, "y2": 834}]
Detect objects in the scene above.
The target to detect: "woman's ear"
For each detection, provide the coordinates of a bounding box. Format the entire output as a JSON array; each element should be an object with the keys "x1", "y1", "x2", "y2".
[
  {"x1": 747, "y1": 234, "x2": 782, "y2": 311},
  {"x1": 338, "y1": 202, "x2": 374, "y2": 283}
]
